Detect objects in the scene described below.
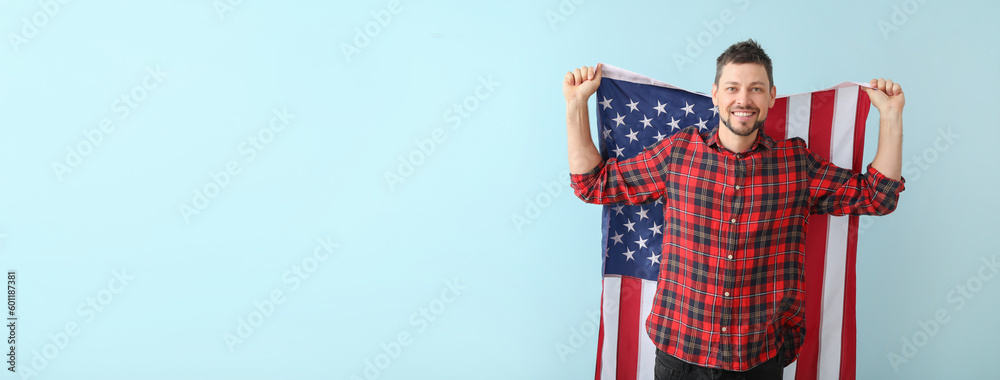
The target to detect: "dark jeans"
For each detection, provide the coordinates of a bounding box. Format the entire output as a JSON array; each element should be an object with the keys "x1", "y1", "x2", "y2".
[{"x1": 654, "y1": 350, "x2": 783, "y2": 380}]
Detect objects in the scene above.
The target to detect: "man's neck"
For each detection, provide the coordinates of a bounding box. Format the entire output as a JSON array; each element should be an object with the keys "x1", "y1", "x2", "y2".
[{"x1": 717, "y1": 125, "x2": 758, "y2": 153}]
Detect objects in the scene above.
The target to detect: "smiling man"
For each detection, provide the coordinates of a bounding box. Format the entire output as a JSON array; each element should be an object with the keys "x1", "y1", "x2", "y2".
[{"x1": 562, "y1": 40, "x2": 905, "y2": 380}]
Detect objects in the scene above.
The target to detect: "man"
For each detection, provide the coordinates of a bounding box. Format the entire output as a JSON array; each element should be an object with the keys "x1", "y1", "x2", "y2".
[{"x1": 563, "y1": 40, "x2": 904, "y2": 380}]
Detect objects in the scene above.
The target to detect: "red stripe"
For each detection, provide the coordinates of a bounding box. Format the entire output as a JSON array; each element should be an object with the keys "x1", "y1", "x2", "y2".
[
  {"x1": 838, "y1": 88, "x2": 871, "y2": 380},
  {"x1": 794, "y1": 90, "x2": 835, "y2": 380},
  {"x1": 617, "y1": 277, "x2": 642, "y2": 380},
  {"x1": 840, "y1": 215, "x2": 859, "y2": 380},
  {"x1": 596, "y1": 284, "x2": 606, "y2": 380},
  {"x1": 763, "y1": 97, "x2": 788, "y2": 141}
]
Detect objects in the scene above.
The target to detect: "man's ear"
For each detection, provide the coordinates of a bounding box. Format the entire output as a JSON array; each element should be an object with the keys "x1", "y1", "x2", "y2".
[
  {"x1": 711, "y1": 83, "x2": 719, "y2": 106},
  {"x1": 769, "y1": 85, "x2": 776, "y2": 108}
]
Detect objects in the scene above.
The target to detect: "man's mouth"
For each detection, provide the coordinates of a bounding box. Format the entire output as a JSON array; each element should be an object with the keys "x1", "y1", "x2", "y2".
[{"x1": 730, "y1": 109, "x2": 757, "y2": 121}]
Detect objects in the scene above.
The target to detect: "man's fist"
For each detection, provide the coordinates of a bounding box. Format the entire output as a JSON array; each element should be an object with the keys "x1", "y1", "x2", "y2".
[
  {"x1": 863, "y1": 78, "x2": 905, "y2": 117},
  {"x1": 563, "y1": 64, "x2": 603, "y2": 104}
]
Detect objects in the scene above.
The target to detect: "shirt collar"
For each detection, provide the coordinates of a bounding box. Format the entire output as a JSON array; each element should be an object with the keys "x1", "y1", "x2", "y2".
[{"x1": 704, "y1": 125, "x2": 776, "y2": 154}]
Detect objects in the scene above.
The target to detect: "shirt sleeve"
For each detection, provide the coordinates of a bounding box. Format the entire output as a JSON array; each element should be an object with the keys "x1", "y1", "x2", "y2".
[
  {"x1": 807, "y1": 151, "x2": 906, "y2": 216},
  {"x1": 569, "y1": 136, "x2": 674, "y2": 205}
]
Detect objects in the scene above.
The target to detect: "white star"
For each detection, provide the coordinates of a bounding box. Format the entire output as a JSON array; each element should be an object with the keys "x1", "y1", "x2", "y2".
[
  {"x1": 625, "y1": 129, "x2": 639, "y2": 143},
  {"x1": 600, "y1": 96, "x2": 613, "y2": 110},
  {"x1": 612, "y1": 113, "x2": 626, "y2": 127},
  {"x1": 649, "y1": 222, "x2": 662, "y2": 236},
  {"x1": 636, "y1": 207, "x2": 649, "y2": 221},
  {"x1": 654, "y1": 198, "x2": 664, "y2": 206},
  {"x1": 653, "y1": 131, "x2": 666, "y2": 142},
  {"x1": 653, "y1": 100, "x2": 668, "y2": 116},
  {"x1": 695, "y1": 117, "x2": 708, "y2": 130},
  {"x1": 667, "y1": 116, "x2": 681, "y2": 131},
  {"x1": 647, "y1": 253, "x2": 661, "y2": 265},
  {"x1": 639, "y1": 115, "x2": 653, "y2": 129},
  {"x1": 610, "y1": 231, "x2": 624, "y2": 245},
  {"x1": 602, "y1": 126, "x2": 612, "y2": 139},
  {"x1": 612, "y1": 204, "x2": 625, "y2": 216},
  {"x1": 635, "y1": 236, "x2": 648, "y2": 250},
  {"x1": 623, "y1": 219, "x2": 636, "y2": 232},
  {"x1": 623, "y1": 247, "x2": 636, "y2": 261},
  {"x1": 710, "y1": 105, "x2": 719, "y2": 117},
  {"x1": 612, "y1": 145, "x2": 625, "y2": 157},
  {"x1": 626, "y1": 99, "x2": 639, "y2": 112},
  {"x1": 681, "y1": 101, "x2": 695, "y2": 116}
]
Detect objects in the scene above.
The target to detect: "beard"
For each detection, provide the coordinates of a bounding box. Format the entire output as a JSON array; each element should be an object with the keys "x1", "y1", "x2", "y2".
[{"x1": 721, "y1": 110, "x2": 765, "y2": 137}]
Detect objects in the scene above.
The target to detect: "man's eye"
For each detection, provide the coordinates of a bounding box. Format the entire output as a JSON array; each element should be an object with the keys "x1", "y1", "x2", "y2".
[
  {"x1": 727, "y1": 87, "x2": 736, "y2": 91},
  {"x1": 752, "y1": 88, "x2": 762, "y2": 92}
]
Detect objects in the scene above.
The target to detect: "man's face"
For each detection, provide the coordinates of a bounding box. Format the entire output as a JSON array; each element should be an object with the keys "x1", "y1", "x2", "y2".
[{"x1": 711, "y1": 63, "x2": 776, "y2": 138}]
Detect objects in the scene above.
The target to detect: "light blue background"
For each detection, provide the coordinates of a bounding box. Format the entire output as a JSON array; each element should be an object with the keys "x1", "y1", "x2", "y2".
[{"x1": 0, "y1": 0, "x2": 996, "y2": 379}]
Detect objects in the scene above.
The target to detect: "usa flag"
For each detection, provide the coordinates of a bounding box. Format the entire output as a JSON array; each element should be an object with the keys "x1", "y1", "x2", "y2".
[{"x1": 592, "y1": 64, "x2": 871, "y2": 380}]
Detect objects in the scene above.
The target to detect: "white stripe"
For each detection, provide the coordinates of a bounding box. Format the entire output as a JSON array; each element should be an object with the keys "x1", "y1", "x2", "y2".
[
  {"x1": 785, "y1": 94, "x2": 811, "y2": 144},
  {"x1": 601, "y1": 277, "x2": 622, "y2": 380},
  {"x1": 829, "y1": 87, "x2": 858, "y2": 168},
  {"x1": 817, "y1": 87, "x2": 859, "y2": 380},
  {"x1": 784, "y1": 360, "x2": 798, "y2": 380},
  {"x1": 600, "y1": 64, "x2": 704, "y2": 94},
  {"x1": 636, "y1": 279, "x2": 658, "y2": 380}
]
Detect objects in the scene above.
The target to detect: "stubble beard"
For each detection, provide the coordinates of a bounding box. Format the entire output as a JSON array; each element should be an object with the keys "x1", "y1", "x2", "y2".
[{"x1": 721, "y1": 115, "x2": 765, "y2": 137}]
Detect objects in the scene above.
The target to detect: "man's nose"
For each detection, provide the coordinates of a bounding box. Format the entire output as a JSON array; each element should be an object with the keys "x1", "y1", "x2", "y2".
[{"x1": 735, "y1": 91, "x2": 751, "y2": 107}]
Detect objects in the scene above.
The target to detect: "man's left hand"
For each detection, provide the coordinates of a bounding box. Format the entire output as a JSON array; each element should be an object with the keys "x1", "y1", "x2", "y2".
[{"x1": 863, "y1": 78, "x2": 905, "y2": 118}]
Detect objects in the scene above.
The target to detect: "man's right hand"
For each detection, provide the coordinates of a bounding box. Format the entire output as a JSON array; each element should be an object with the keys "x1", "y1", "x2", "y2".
[{"x1": 562, "y1": 64, "x2": 603, "y2": 104}]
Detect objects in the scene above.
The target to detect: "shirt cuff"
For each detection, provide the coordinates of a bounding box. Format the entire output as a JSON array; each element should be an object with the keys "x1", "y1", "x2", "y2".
[
  {"x1": 866, "y1": 164, "x2": 906, "y2": 194},
  {"x1": 569, "y1": 160, "x2": 606, "y2": 187}
]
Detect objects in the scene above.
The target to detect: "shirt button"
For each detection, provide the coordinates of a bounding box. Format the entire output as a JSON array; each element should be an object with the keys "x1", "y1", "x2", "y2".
[
  {"x1": 721, "y1": 327, "x2": 727, "y2": 332},
  {"x1": 735, "y1": 185, "x2": 741, "y2": 190},
  {"x1": 724, "y1": 292, "x2": 730, "y2": 297},
  {"x1": 731, "y1": 218, "x2": 737, "y2": 224},
  {"x1": 728, "y1": 254, "x2": 733, "y2": 259}
]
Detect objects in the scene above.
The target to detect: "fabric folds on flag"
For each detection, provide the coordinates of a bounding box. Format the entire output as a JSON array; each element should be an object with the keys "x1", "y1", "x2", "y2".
[{"x1": 592, "y1": 64, "x2": 871, "y2": 380}]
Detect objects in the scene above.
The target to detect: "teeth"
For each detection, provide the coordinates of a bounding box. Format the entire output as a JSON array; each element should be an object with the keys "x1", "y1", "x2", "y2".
[{"x1": 733, "y1": 111, "x2": 753, "y2": 117}]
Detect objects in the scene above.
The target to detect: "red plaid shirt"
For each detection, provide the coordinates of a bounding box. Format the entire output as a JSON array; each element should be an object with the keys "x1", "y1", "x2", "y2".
[{"x1": 571, "y1": 126, "x2": 904, "y2": 371}]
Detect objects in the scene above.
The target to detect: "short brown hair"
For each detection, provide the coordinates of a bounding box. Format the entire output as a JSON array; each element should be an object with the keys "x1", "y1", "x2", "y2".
[{"x1": 715, "y1": 39, "x2": 773, "y2": 87}]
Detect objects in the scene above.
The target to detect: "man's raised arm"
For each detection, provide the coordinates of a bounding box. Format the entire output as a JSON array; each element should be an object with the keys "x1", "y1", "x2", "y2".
[
  {"x1": 563, "y1": 64, "x2": 604, "y2": 174},
  {"x1": 864, "y1": 78, "x2": 904, "y2": 181}
]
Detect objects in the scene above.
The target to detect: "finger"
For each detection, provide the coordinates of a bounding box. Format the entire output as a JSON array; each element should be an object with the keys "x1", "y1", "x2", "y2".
[
  {"x1": 877, "y1": 78, "x2": 886, "y2": 93},
  {"x1": 870, "y1": 78, "x2": 878, "y2": 88},
  {"x1": 564, "y1": 72, "x2": 574, "y2": 86},
  {"x1": 892, "y1": 82, "x2": 902, "y2": 96},
  {"x1": 586, "y1": 66, "x2": 594, "y2": 80},
  {"x1": 885, "y1": 79, "x2": 895, "y2": 96},
  {"x1": 595, "y1": 63, "x2": 603, "y2": 80},
  {"x1": 572, "y1": 68, "x2": 583, "y2": 85}
]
